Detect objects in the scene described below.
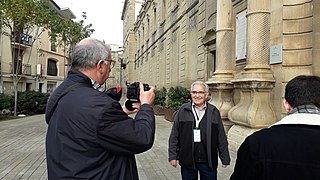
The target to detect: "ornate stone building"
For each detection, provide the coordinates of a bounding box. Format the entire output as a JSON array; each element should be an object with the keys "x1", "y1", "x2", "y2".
[
  {"x1": 122, "y1": 0, "x2": 320, "y2": 149},
  {"x1": 121, "y1": 0, "x2": 144, "y2": 88}
]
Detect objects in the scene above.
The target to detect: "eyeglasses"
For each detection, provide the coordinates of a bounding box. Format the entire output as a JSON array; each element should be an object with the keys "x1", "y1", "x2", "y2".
[
  {"x1": 191, "y1": 91, "x2": 206, "y2": 95},
  {"x1": 104, "y1": 59, "x2": 116, "y2": 68}
]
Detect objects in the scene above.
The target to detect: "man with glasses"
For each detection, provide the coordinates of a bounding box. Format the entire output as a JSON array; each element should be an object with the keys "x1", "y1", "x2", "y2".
[
  {"x1": 168, "y1": 81, "x2": 230, "y2": 180},
  {"x1": 45, "y1": 38, "x2": 155, "y2": 180},
  {"x1": 104, "y1": 57, "x2": 116, "y2": 68}
]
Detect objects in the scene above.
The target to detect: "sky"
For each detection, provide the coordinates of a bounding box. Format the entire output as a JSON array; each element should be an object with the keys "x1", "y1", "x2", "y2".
[{"x1": 54, "y1": 0, "x2": 124, "y2": 46}]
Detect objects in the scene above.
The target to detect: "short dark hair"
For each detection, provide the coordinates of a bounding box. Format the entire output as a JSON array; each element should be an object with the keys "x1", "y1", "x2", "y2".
[{"x1": 285, "y1": 75, "x2": 320, "y2": 108}]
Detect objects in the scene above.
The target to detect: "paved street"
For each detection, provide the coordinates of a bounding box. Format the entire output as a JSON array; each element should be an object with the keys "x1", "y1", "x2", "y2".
[{"x1": 0, "y1": 114, "x2": 236, "y2": 180}]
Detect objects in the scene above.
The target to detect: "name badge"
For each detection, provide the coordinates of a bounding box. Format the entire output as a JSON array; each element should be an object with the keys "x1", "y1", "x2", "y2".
[{"x1": 193, "y1": 129, "x2": 201, "y2": 142}]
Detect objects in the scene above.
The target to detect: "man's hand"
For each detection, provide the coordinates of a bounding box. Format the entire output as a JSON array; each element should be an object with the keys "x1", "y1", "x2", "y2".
[
  {"x1": 139, "y1": 82, "x2": 155, "y2": 105},
  {"x1": 169, "y1": 160, "x2": 178, "y2": 168},
  {"x1": 122, "y1": 102, "x2": 141, "y2": 115}
]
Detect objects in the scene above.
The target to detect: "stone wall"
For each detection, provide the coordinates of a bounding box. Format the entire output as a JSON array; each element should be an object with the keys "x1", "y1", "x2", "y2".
[{"x1": 123, "y1": 0, "x2": 320, "y2": 150}]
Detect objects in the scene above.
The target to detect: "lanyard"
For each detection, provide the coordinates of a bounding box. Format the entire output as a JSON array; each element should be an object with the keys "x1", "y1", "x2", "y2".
[{"x1": 193, "y1": 106, "x2": 201, "y2": 128}]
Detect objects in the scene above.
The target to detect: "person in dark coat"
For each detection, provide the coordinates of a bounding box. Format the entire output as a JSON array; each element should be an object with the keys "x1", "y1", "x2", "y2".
[
  {"x1": 45, "y1": 38, "x2": 155, "y2": 180},
  {"x1": 230, "y1": 75, "x2": 320, "y2": 180},
  {"x1": 168, "y1": 81, "x2": 230, "y2": 180}
]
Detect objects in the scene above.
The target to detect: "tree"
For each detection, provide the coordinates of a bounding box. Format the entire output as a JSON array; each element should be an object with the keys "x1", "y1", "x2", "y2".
[
  {"x1": 0, "y1": 0, "x2": 94, "y2": 116},
  {"x1": 50, "y1": 11, "x2": 95, "y2": 50}
]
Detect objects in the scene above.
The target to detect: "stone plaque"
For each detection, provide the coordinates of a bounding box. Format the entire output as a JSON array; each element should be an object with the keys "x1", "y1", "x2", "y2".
[{"x1": 270, "y1": 44, "x2": 283, "y2": 64}]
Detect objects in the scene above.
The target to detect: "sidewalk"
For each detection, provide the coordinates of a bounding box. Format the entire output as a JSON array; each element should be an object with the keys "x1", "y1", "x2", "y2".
[
  {"x1": 0, "y1": 114, "x2": 236, "y2": 180},
  {"x1": 137, "y1": 115, "x2": 237, "y2": 180}
]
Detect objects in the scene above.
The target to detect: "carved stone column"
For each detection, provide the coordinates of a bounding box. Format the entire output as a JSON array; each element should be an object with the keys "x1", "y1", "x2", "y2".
[
  {"x1": 206, "y1": 0, "x2": 234, "y2": 133},
  {"x1": 228, "y1": 0, "x2": 276, "y2": 128}
]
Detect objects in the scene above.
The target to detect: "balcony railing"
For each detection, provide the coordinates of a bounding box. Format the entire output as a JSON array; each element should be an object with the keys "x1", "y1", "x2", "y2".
[
  {"x1": 10, "y1": 63, "x2": 32, "y2": 75},
  {"x1": 11, "y1": 32, "x2": 33, "y2": 47},
  {"x1": 22, "y1": 64, "x2": 32, "y2": 75}
]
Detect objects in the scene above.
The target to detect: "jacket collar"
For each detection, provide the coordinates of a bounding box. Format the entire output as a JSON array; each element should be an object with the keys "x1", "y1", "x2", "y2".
[
  {"x1": 67, "y1": 70, "x2": 92, "y2": 85},
  {"x1": 288, "y1": 104, "x2": 320, "y2": 115},
  {"x1": 184, "y1": 101, "x2": 214, "y2": 111},
  {"x1": 271, "y1": 113, "x2": 320, "y2": 127},
  {"x1": 68, "y1": 70, "x2": 106, "y2": 92},
  {"x1": 184, "y1": 102, "x2": 194, "y2": 111},
  {"x1": 192, "y1": 102, "x2": 207, "y2": 110}
]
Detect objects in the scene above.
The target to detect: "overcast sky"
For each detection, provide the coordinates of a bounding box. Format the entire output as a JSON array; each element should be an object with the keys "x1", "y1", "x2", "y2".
[{"x1": 54, "y1": 0, "x2": 124, "y2": 46}]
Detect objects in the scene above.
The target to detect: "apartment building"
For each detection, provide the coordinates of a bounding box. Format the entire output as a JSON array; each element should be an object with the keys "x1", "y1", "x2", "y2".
[
  {"x1": 122, "y1": 0, "x2": 320, "y2": 149},
  {"x1": 0, "y1": 0, "x2": 74, "y2": 94}
]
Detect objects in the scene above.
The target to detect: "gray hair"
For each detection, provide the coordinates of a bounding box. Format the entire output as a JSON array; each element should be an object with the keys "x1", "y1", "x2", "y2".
[
  {"x1": 71, "y1": 38, "x2": 111, "y2": 70},
  {"x1": 190, "y1": 81, "x2": 209, "y2": 92}
]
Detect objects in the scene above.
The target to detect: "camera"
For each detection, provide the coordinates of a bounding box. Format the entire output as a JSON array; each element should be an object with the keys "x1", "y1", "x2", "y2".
[
  {"x1": 125, "y1": 82, "x2": 150, "y2": 111},
  {"x1": 106, "y1": 86, "x2": 122, "y2": 101}
]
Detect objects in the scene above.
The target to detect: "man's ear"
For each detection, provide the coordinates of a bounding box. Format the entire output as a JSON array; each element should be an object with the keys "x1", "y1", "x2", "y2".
[
  {"x1": 283, "y1": 99, "x2": 293, "y2": 113},
  {"x1": 96, "y1": 60, "x2": 104, "y2": 71}
]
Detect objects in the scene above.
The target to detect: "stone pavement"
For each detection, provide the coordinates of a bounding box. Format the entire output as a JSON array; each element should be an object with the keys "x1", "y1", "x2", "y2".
[{"x1": 0, "y1": 114, "x2": 237, "y2": 180}]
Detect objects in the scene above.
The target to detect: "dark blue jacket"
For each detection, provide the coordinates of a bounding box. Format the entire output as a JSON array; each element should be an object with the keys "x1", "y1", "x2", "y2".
[{"x1": 45, "y1": 70, "x2": 155, "y2": 180}]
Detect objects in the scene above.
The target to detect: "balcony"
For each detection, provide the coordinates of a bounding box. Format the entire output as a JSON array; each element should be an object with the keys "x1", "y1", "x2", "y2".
[
  {"x1": 11, "y1": 32, "x2": 33, "y2": 48},
  {"x1": 22, "y1": 64, "x2": 32, "y2": 75},
  {"x1": 10, "y1": 63, "x2": 32, "y2": 75}
]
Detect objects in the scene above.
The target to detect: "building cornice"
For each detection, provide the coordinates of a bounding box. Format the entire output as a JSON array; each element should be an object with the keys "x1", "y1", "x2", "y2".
[
  {"x1": 121, "y1": 0, "x2": 128, "y2": 20},
  {"x1": 48, "y1": 0, "x2": 75, "y2": 19}
]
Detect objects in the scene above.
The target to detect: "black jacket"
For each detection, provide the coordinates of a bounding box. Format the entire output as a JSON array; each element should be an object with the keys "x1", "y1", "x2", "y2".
[
  {"x1": 168, "y1": 102, "x2": 230, "y2": 169},
  {"x1": 45, "y1": 70, "x2": 155, "y2": 180},
  {"x1": 230, "y1": 113, "x2": 320, "y2": 180}
]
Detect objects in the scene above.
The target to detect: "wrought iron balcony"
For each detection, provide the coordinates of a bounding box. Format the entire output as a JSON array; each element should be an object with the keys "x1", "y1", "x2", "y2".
[
  {"x1": 11, "y1": 32, "x2": 33, "y2": 48},
  {"x1": 9, "y1": 63, "x2": 32, "y2": 75}
]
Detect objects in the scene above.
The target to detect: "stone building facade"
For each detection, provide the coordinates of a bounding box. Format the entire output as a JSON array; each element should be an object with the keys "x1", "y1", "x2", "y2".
[
  {"x1": 122, "y1": 0, "x2": 319, "y2": 149},
  {"x1": 0, "y1": 1, "x2": 122, "y2": 95},
  {"x1": 0, "y1": 1, "x2": 75, "y2": 94},
  {"x1": 121, "y1": 0, "x2": 144, "y2": 90}
]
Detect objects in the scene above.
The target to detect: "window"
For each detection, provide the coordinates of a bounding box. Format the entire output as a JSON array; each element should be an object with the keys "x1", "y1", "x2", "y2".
[
  {"x1": 50, "y1": 38, "x2": 57, "y2": 52},
  {"x1": 161, "y1": 0, "x2": 167, "y2": 22},
  {"x1": 26, "y1": 83, "x2": 32, "y2": 91},
  {"x1": 39, "y1": 83, "x2": 43, "y2": 93},
  {"x1": 147, "y1": 18, "x2": 150, "y2": 38},
  {"x1": 13, "y1": 48, "x2": 23, "y2": 74},
  {"x1": 154, "y1": 8, "x2": 157, "y2": 28},
  {"x1": 146, "y1": 40, "x2": 149, "y2": 50},
  {"x1": 172, "y1": 0, "x2": 179, "y2": 12},
  {"x1": 47, "y1": 59, "x2": 57, "y2": 76},
  {"x1": 47, "y1": 83, "x2": 56, "y2": 94},
  {"x1": 207, "y1": 50, "x2": 216, "y2": 78}
]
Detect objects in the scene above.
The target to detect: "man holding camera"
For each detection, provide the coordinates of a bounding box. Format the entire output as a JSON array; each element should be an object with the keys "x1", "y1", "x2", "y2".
[{"x1": 45, "y1": 38, "x2": 155, "y2": 180}]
